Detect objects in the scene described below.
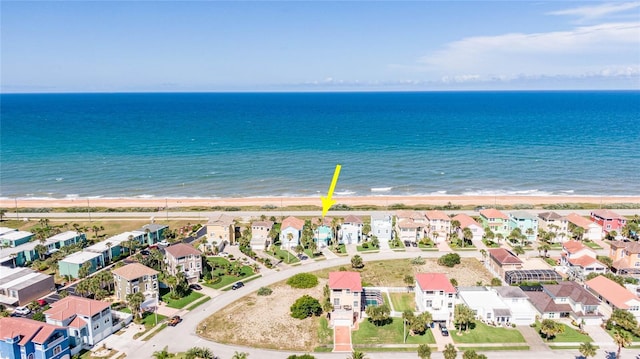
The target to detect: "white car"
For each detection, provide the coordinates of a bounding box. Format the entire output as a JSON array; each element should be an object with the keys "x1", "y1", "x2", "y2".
[
  {"x1": 14, "y1": 306, "x2": 31, "y2": 315},
  {"x1": 158, "y1": 240, "x2": 169, "y2": 246},
  {"x1": 219, "y1": 252, "x2": 229, "y2": 257}
]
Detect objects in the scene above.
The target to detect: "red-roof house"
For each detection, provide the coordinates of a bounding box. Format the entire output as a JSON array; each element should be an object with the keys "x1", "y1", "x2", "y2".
[
  {"x1": 565, "y1": 213, "x2": 603, "y2": 241},
  {"x1": 280, "y1": 216, "x2": 305, "y2": 249},
  {"x1": 452, "y1": 214, "x2": 483, "y2": 242},
  {"x1": 329, "y1": 272, "x2": 363, "y2": 328},
  {"x1": 425, "y1": 210, "x2": 451, "y2": 243},
  {"x1": 44, "y1": 295, "x2": 113, "y2": 348},
  {"x1": 487, "y1": 248, "x2": 523, "y2": 279},
  {"x1": 586, "y1": 275, "x2": 640, "y2": 322},
  {"x1": 590, "y1": 209, "x2": 627, "y2": 234},
  {"x1": 414, "y1": 273, "x2": 456, "y2": 323},
  {"x1": 560, "y1": 240, "x2": 606, "y2": 278}
]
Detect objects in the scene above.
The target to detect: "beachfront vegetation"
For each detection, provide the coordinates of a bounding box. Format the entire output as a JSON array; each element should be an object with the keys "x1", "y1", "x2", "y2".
[
  {"x1": 438, "y1": 253, "x2": 461, "y2": 267},
  {"x1": 290, "y1": 295, "x2": 322, "y2": 319},
  {"x1": 287, "y1": 273, "x2": 319, "y2": 289}
]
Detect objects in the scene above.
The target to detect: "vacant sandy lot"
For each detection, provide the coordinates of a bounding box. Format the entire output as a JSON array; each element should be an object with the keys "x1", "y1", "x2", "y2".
[
  {"x1": 198, "y1": 258, "x2": 493, "y2": 351},
  {"x1": 198, "y1": 280, "x2": 328, "y2": 351}
]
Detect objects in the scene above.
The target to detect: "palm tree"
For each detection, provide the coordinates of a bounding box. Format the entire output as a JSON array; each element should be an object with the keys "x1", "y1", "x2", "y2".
[
  {"x1": 126, "y1": 291, "x2": 145, "y2": 319},
  {"x1": 613, "y1": 329, "x2": 631, "y2": 358},
  {"x1": 34, "y1": 244, "x2": 48, "y2": 261},
  {"x1": 538, "y1": 243, "x2": 551, "y2": 258},
  {"x1": 347, "y1": 350, "x2": 367, "y2": 359},
  {"x1": 231, "y1": 352, "x2": 249, "y2": 359},
  {"x1": 462, "y1": 228, "x2": 473, "y2": 248},
  {"x1": 525, "y1": 228, "x2": 534, "y2": 246},
  {"x1": 539, "y1": 319, "x2": 564, "y2": 341},
  {"x1": 579, "y1": 342, "x2": 597, "y2": 358},
  {"x1": 165, "y1": 275, "x2": 178, "y2": 297},
  {"x1": 417, "y1": 343, "x2": 431, "y2": 359},
  {"x1": 443, "y1": 344, "x2": 457, "y2": 359},
  {"x1": 450, "y1": 220, "x2": 461, "y2": 240},
  {"x1": 105, "y1": 242, "x2": 113, "y2": 262},
  {"x1": 572, "y1": 225, "x2": 585, "y2": 241},
  {"x1": 152, "y1": 346, "x2": 173, "y2": 359},
  {"x1": 479, "y1": 249, "x2": 487, "y2": 261},
  {"x1": 513, "y1": 245, "x2": 525, "y2": 256}
]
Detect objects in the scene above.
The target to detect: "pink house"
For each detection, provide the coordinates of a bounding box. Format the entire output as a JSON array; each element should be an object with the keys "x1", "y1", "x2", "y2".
[{"x1": 590, "y1": 209, "x2": 626, "y2": 234}]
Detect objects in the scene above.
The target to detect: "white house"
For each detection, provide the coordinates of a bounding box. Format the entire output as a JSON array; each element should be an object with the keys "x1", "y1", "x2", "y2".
[
  {"x1": 370, "y1": 214, "x2": 392, "y2": 242},
  {"x1": 538, "y1": 212, "x2": 570, "y2": 243},
  {"x1": 560, "y1": 240, "x2": 607, "y2": 279},
  {"x1": 280, "y1": 216, "x2": 305, "y2": 249},
  {"x1": 493, "y1": 286, "x2": 538, "y2": 325},
  {"x1": 457, "y1": 287, "x2": 513, "y2": 325},
  {"x1": 250, "y1": 220, "x2": 274, "y2": 250},
  {"x1": 340, "y1": 215, "x2": 363, "y2": 244},
  {"x1": 414, "y1": 273, "x2": 456, "y2": 324},
  {"x1": 44, "y1": 296, "x2": 113, "y2": 354},
  {"x1": 425, "y1": 210, "x2": 451, "y2": 243},
  {"x1": 451, "y1": 214, "x2": 483, "y2": 242},
  {"x1": 586, "y1": 275, "x2": 640, "y2": 322},
  {"x1": 565, "y1": 213, "x2": 603, "y2": 241},
  {"x1": 396, "y1": 211, "x2": 425, "y2": 243}
]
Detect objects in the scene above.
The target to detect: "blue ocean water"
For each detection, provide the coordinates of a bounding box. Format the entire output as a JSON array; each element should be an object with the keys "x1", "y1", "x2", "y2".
[{"x1": 1, "y1": 91, "x2": 639, "y2": 198}]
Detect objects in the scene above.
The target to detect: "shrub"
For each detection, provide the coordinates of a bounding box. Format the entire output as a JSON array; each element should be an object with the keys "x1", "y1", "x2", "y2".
[
  {"x1": 287, "y1": 355, "x2": 316, "y2": 359},
  {"x1": 290, "y1": 295, "x2": 322, "y2": 319},
  {"x1": 411, "y1": 256, "x2": 426, "y2": 265},
  {"x1": 361, "y1": 242, "x2": 369, "y2": 249},
  {"x1": 438, "y1": 253, "x2": 461, "y2": 267},
  {"x1": 257, "y1": 287, "x2": 273, "y2": 296},
  {"x1": 287, "y1": 273, "x2": 319, "y2": 289}
]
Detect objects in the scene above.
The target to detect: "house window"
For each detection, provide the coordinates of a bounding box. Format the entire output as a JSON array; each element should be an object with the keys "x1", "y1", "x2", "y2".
[
  {"x1": 448, "y1": 293, "x2": 453, "y2": 298},
  {"x1": 28, "y1": 353, "x2": 34, "y2": 359},
  {"x1": 448, "y1": 303, "x2": 453, "y2": 309},
  {"x1": 94, "y1": 323, "x2": 100, "y2": 330},
  {"x1": 346, "y1": 289, "x2": 350, "y2": 294},
  {"x1": 53, "y1": 346, "x2": 62, "y2": 355},
  {"x1": 425, "y1": 291, "x2": 434, "y2": 295},
  {"x1": 126, "y1": 287, "x2": 130, "y2": 294},
  {"x1": 105, "y1": 318, "x2": 110, "y2": 323},
  {"x1": 426, "y1": 300, "x2": 432, "y2": 307},
  {"x1": 549, "y1": 313, "x2": 555, "y2": 318},
  {"x1": 333, "y1": 298, "x2": 340, "y2": 306},
  {"x1": 133, "y1": 287, "x2": 139, "y2": 293}
]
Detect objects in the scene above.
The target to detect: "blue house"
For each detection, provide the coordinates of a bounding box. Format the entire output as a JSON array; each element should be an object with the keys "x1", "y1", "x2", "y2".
[
  {"x1": 139, "y1": 223, "x2": 168, "y2": 245},
  {"x1": 313, "y1": 217, "x2": 333, "y2": 248},
  {"x1": 0, "y1": 231, "x2": 34, "y2": 248},
  {"x1": 0, "y1": 317, "x2": 70, "y2": 359},
  {"x1": 508, "y1": 211, "x2": 539, "y2": 243}
]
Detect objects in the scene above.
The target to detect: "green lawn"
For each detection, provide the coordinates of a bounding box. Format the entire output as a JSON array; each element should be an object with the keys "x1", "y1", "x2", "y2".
[
  {"x1": 352, "y1": 318, "x2": 435, "y2": 345},
  {"x1": 451, "y1": 322, "x2": 526, "y2": 344},
  {"x1": 204, "y1": 256, "x2": 256, "y2": 289},
  {"x1": 267, "y1": 247, "x2": 300, "y2": 264},
  {"x1": 317, "y1": 317, "x2": 333, "y2": 345},
  {"x1": 418, "y1": 243, "x2": 438, "y2": 251},
  {"x1": 357, "y1": 245, "x2": 379, "y2": 252},
  {"x1": 585, "y1": 242, "x2": 603, "y2": 250},
  {"x1": 482, "y1": 240, "x2": 500, "y2": 248},
  {"x1": 331, "y1": 244, "x2": 347, "y2": 255},
  {"x1": 534, "y1": 322, "x2": 593, "y2": 342},
  {"x1": 606, "y1": 327, "x2": 640, "y2": 342},
  {"x1": 160, "y1": 288, "x2": 205, "y2": 309},
  {"x1": 389, "y1": 292, "x2": 415, "y2": 312},
  {"x1": 304, "y1": 248, "x2": 324, "y2": 259}
]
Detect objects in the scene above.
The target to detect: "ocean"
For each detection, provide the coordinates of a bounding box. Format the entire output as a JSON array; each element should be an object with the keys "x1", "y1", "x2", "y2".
[{"x1": 1, "y1": 91, "x2": 639, "y2": 199}]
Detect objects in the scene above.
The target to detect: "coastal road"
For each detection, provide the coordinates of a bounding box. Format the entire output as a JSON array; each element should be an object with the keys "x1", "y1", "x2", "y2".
[
  {"x1": 103, "y1": 249, "x2": 638, "y2": 359},
  {"x1": 8, "y1": 209, "x2": 640, "y2": 222}
]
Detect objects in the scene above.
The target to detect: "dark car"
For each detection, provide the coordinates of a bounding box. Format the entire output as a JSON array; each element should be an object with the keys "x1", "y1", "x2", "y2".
[
  {"x1": 167, "y1": 315, "x2": 182, "y2": 327},
  {"x1": 140, "y1": 250, "x2": 150, "y2": 256},
  {"x1": 439, "y1": 323, "x2": 449, "y2": 336},
  {"x1": 189, "y1": 284, "x2": 203, "y2": 291},
  {"x1": 231, "y1": 281, "x2": 244, "y2": 290},
  {"x1": 411, "y1": 241, "x2": 418, "y2": 247}
]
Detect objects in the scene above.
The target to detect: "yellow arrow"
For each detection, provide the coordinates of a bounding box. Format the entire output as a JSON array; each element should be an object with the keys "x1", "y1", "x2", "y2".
[{"x1": 321, "y1": 164, "x2": 341, "y2": 218}]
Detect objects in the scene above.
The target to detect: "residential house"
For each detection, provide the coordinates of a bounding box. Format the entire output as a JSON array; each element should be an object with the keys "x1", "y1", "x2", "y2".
[
  {"x1": 0, "y1": 231, "x2": 34, "y2": 248},
  {"x1": 590, "y1": 209, "x2": 627, "y2": 235},
  {"x1": 370, "y1": 214, "x2": 392, "y2": 242},
  {"x1": 458, "y1": 286, "x2": 536, "y2": 326},
  {"x1": 395, "y1": 211, "x2": 425, "y2": 243},
  {"x1": 85, "y1": 231, "x2": 146, "y2": 265},
  {"x1": 206, "y1": 214, "x2": 235, "y2": 245},
  {"x1": 0, "y1": 267, "x2": 55, "y2": 306},
  {"x1": 111, "y1": 263, "x2": 159, "y2": 308},
  {"x1": 138, "y1": 223, "x2": 168, "y2": 246},
  {"x1": 340, "y1": 215, "x2": 363, "y2": 244},
  {"x1": 451, "y1": 214, "x2": 483, "y2": 242},
  {"x1": 538, "y1": 212, "x2": 570, "y2": 243},
  {"x1": 609, "y1": 241, "x2": 640, "y2": 275},
  {"x1": 250, "y1": 220, "x2": 274, "y2": 250},
  {"x1": 494, "y1": 286, "x2": 538, "y2": 325},
  {"x1": 164, "y1": 243, "x2": 202, "y2": 284},
  {"x1": 414, "y1": 273, "x2": 456, "y2": 324},
  {"x1": 44, "y1": 296, "x2": 113, "y2": 353},
  {"x1": 0, "y1": 317, "x2": 70, "y2": 359},
  {"x1": 280, "y1": 216, "x2": 305, "y2": 249},
  {"x1": 486, "y1": 248, "x2": 523, "y2": 280},
  {"x1": 58, "y1": 251, "x2": 104, "y2": 279},
  {"x1": 0, "y1": 231, "x2": 87, "y2": 268},
  {"x1": 508, "y1": 211, "x2": 539, "y2": 243},
  {"x1": 313, "y1": 217, "x2": 333, "y2": 248},
  {"x1": 525, "y1": 281, "x2": 602, "y2": 325},
  {"x1": 560, "y1": 240, "x2": 607, "y2": 279},
  {"x1": 0, "y1": 227, "x2": 17, "y2": 236},
  {"x1": 425, "y1": 210, "x2": 451, "y2": 243},
  {"x1": 565, "y1": 213, "x2": 603, "y2": 241},
  {"x1": 329, "y1": 271, "x2": 363, "y2": 327},
  {"x1": 479, "y1": 208, "x2": 510, "y2": 239},
  {"x1": 586, "y1": 275, "x2": 640, "y2": 322}
]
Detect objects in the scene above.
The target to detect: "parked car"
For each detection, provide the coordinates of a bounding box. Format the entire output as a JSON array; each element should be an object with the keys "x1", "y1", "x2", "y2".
[
  {"x1": 37, "y1": 299, "x2": 48, "y2": 306},
  {"x1": 167, "y1": 315, "x2": 182, "y2": 327},
  {"x1": 231, "y1": 281, "x2": 244, "y2": 290},
  {"x1": 189, "y1": 284, "x2": 203, "y2": 291},
  {"x1": 14, "y1": 306, "x2": 31, "y2": 316},
  {"x1": 158, "y1": 240, "x2": 169, "y2": 246},
  {"x1": 411, "y1": 241, "x2": 418, "y2": 247},
  {"x1": 439, "y1": 322, "x2": 449, "y2": 336},
  {"x1": 219, "y1": 252, "x2": 229, "y2": 257},
  {"x1": 140, "y1": 249, "x2": 150, "y2": 256}
]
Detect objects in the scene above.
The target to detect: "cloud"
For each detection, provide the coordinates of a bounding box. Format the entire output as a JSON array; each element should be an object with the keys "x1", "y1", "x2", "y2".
[
  {"x1": 416, "y1": 22, "x2": 640, "y2": 79},
  {"x1": 548, "y1": 2, "x2": 640, "y2": 22}
]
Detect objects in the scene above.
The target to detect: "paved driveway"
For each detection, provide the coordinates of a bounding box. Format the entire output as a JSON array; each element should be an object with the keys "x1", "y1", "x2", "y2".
[{"x1": 333, "y1": 325, "x2": 352, "y2": 352}]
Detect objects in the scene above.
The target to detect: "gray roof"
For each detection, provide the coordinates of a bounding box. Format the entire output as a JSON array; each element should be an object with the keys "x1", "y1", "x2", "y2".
[
  {"x1": 140, "y1": 223, "x2": 168, "y2": 232},
  {"x1": 538, "y1": 212, "x2": 564, "y2": 221},
  {"x1": 509, "y1": 211, "x2": 538, "y2": 221},
  {"x1": 0, "y1": 267, "x2": 53, "y2": 291},
  {"x1": 494, "y1": 308, "x2": 512, "y2": 317},
  {"x1": 494, "y1": 286, "x2": 529, "y2": 298}
]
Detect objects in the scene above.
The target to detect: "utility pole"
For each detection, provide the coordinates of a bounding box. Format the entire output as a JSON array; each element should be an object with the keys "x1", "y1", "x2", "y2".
[
  {"x1": 87, "y1": 198, "x2": 92, "y2": 222},
  {"x1": 14, "y1": 198, "x2": 18, "y2": 220}
]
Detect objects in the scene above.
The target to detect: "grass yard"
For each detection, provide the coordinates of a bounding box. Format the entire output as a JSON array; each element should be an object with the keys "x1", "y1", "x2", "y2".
[
  {"x1": 418, "y1": 243, "x2": 438, "y2": 251},
  {"x1": 456, "y1": 345, "x2": 530, "y2": 351},
  {"x1": 330, "y1": 244, "x2": 347, "y2": 255},
  {"x1": 357, "y1": 245, "x2": 379, "y2": 252},
  {"x1": 389, "y1": 292, "x2": 415, "y2": 312},
  {"x1": 132, "y1": 311, "x2": 168, "y2": 339},
  {"x1": 160, "y1": 288, "x2": 205, "y2": 309},
  {"x1": 451, "y1": 322, "x2": 526, "y2": 344},
  {"x1": 268, "y1": 247, "x2": 300, "y2": 264},
  {"x1": 204, "y1": 256, "x2": 256, "y2": 289},
  {"x1": 352, "y1": 318, "x2": 435, "y2": 345},
  {"x1": 304, "y1": 248, "x2": 324, "y2": 259},
  {"x1": 317, "y1": 317, "x2": 333, "y2": 347},
  {"x1": 585, "y1": 242, "x2": 603, "y2": 250},
  {"x1": 534, "y1": 322, "x2": 593, "y2": 342},
  {"x1": 606, "y1": 327, "x2": 640, "y2": 342}
]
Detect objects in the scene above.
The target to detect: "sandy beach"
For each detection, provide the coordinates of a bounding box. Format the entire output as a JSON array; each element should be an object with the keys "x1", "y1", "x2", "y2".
[{"x1": 2, "y1": 195, "x2": 640, "y2": 209}]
